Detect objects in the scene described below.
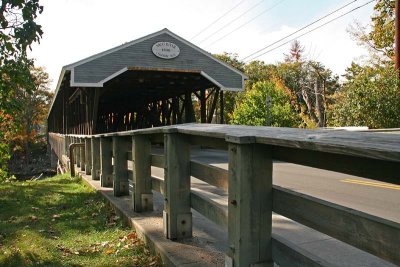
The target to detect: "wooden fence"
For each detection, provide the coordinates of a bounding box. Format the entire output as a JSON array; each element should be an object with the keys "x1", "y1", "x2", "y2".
[{"x1": 48, "y1": 124, "x2": 400, "y2": 266}]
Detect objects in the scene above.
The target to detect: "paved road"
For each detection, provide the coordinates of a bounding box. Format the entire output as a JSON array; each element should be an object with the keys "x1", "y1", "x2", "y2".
[{"x1": 188, "y1": 148, "x2": 400, "y2": 223}]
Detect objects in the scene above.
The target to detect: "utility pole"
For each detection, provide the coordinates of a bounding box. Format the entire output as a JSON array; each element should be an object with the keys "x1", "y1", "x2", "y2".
[{"x1": 396, "y1": 0, "x2": 400, "y2": 72}]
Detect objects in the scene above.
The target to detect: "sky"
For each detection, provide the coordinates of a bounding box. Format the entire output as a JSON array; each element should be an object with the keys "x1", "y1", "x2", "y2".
[{"x1": 29, "y1": 0, "x2": 376, "y2": 89}]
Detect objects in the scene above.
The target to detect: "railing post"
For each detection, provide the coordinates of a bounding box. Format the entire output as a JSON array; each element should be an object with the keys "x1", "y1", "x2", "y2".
[
  {"x1": 91, "y1": 137, "x2": 101, "y2": 180},
  {"x1": 113, "y1": 136, "x2": 130, "y2": 196},
  {"x1": 85, "y1": 137, "x2": 92, "y2": 175},
  {"x1": 65, "y1": 136, "x2": 70, "y2": 157},
  {"x1": 76, "y1": 137, "x2": 81, "y2": 168},
  {"x1": 163, "y1": 130, "x2": 192, "y2": 240},
  {"x1": 132, "y1": 134, "x2": 153, "y2": 212},
  {"x1": 100, "y1": 137, "x2": 113, "y2": 187},
  {"x1": 225, "y1": 135, "x2": 273, "y2": 267},
  {"x1": 80, "y1": 138, "x2": 86, "y2": 172}
]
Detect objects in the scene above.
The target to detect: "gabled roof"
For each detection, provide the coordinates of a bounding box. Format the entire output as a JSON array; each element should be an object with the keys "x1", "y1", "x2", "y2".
[{"x1": 49, "y1": 28, "x2": 247, "y2": 116}]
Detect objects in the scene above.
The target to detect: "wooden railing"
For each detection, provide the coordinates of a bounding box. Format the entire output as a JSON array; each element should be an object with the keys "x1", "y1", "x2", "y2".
[{"x1": 48, "y1": 124, "x2": 400, "y2": 266}]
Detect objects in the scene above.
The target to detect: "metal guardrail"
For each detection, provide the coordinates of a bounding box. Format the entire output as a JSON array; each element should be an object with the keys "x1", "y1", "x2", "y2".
[{"x1": 48, "y1": 124, "x2": 400, "y2": 266}]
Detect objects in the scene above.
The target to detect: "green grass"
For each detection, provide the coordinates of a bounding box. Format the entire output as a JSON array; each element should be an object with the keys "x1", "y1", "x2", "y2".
[{"x1": 0, "y1": 174, "x2": 160, "y2": 266}]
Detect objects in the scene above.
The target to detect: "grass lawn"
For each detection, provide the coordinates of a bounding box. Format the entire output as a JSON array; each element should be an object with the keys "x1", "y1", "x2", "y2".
[{"x1": 0, "y1": 174, "x2": 160, "y2": 266}]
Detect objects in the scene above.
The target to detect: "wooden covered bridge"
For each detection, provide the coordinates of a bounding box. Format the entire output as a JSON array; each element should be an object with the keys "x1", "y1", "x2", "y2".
[
  {"x1": 47, "y1": 29, "x2": 400, "y2": 266},
  {"x1": 47, "y1": 28, "x2": 246, "y2": 135}
]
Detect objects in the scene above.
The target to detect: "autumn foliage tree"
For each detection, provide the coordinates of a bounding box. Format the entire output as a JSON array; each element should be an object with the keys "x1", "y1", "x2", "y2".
[{"x1": 12, "y1": 67, "x2": 53, "y2": 164}]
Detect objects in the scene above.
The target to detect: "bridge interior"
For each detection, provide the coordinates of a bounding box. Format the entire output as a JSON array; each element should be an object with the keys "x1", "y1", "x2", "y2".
[{"x1": 48, "y1": 68, "x2": 224, "y2": 135}]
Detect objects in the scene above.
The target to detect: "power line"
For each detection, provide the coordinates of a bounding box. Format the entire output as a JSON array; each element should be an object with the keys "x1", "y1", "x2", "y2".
[
  {"x1": 205, "y1": 0, "x2": 287, "y2": 48},
  {"x1": 241, "y1": 0, "x2": 360, "y2": 61},
  {"x1": 190, "y1": 0, "x2": 246, "y2": 40},
  {"x1": 244, "y1": 0, "x2": 375, "y2": 62},
  {"x1": 197, "y1": 0, "x2": 265, "y2": 45}
]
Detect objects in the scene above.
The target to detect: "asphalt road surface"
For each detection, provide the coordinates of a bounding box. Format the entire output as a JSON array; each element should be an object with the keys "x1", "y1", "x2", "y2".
[{"x1": 187, "y1": 148, "x2": 400, "y2": 223}]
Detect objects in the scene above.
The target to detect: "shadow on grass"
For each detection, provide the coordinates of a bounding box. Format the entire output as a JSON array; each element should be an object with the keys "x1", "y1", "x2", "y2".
[{"x1": 0, "y1": 251, "x2": 65, "y2": 267}]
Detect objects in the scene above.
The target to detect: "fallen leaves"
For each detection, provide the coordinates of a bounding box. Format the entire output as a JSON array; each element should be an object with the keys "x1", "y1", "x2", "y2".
[
  {"x1": 104, "y1": 249, "x2": 113, "y2": 255},
  {"x1": 127, "y1": 232, "x2": 136, "y2": 240}
]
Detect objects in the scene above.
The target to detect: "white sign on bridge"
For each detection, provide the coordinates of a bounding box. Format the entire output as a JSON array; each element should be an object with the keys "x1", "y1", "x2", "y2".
[{"x1": 152, "y1": 42, "x2": 180, "y2": 59}]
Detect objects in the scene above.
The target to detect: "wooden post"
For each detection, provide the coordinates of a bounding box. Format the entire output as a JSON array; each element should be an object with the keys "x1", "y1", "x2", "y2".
[
  {"x1": 113, "y1": 136, "x2": 130, "y2": 196},
  {"x1": 163, "y1": 130, "x2": 192, "y2": 240},
  {"x1": 132, "y1": 135, "x2": 153, "y2": 212},
  {"x1": 84, "y1": 138, "x2": 92, "y2": 175},
  {"x1": 100, "y1": 137, "x2": 113, "y2": 187},
  {"x1": 226, "y1": 135, "x2": 273, "y2": 267},
  {"x1": 76, "y1": 137, "x2": 81, "y2": 168},
  {"x1": 220, "y1": 90, "x2": 224, "y2": 124},
  {"x1": 200, "y1": 89, "x2": 206, "y2": 123},
  {"x1": 65, "y1": 136, "x2": 70, "y2": 157},
  {"x1": 80, "y1": 138, "x2": 86, "y2": 171},
  {"x1": 91, "y1": 137, "x2": 101, "y2": 180}
]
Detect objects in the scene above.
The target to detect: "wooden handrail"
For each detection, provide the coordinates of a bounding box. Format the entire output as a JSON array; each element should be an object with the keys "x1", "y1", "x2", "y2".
[{"x1": 48, "y1": 124, "x2": 400, "y2": 266}]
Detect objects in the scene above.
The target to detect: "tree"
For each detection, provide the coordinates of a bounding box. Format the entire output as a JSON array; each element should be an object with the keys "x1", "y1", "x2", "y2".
[
  {"x1": 12, "y1": 67, "x2": 53, "y2": 164},
  {"x1": 1, "y1": 0, "x2": 43, "y2": 106},
  {"x1": 284, "y1": 40, "x2": 304, "y2": 63},
  {"x1": 231, "y1": 81, "x2": 300, "y2": 127},
  {"x1": 332, "y1": 0, "x2": 400, "y2": 128},
  {"x1": 329, "y1": 66, "x2": 400, "y2": 128},
  {"x1": 349, "y1": 0, "x2": 394, "y2": 63},
  {"x1": 0, "y1": 0, "x2": 43, "y2": 181},
  {"x1": 275, "y1": 41, "x2": 339, "y2": 128},
  {"x1": 243, "y1": 60, "x2": 275, "y2": 89}
]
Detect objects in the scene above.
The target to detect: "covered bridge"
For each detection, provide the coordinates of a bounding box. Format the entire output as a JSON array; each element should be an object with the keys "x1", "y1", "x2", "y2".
[{"x1": 47, "y1": 28, "x2": 247, "y2": 134}]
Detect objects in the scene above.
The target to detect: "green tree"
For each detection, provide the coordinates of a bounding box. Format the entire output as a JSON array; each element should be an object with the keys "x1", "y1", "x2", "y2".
[
  {"x1": 329, "y1": 66, "x2": 400, "y2": 128},
  {"x1": 349, "y1": 0, "x2": 394, "y2": 63},
  {"x1": 232, "y1": 81, "x2": 300, "y2": 127},
  {"x1": 243, "y1": 60, "x2": 275, "y2": 89},
  {"x1": 0, "y1": 0, "x2": 43, "y2": 181}
]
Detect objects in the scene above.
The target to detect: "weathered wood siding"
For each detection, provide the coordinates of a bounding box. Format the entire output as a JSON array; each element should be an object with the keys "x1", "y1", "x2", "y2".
[{"x1": 72, "y1": 32, "x2": 244, "y2": 90}]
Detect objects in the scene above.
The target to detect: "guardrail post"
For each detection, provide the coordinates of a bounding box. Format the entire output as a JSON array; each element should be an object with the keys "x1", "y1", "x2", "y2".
[
  {"x1": 163, "y1": 130, "x2": 192, "y2": 240},
  {"x1": 100, "y1": 137, "x2": 113, "y2": 187},
  {"x1": 226, "y1": 135, "x2": 273, "y2": 267},
  {"x1": 80, "y1": 138, "x2": 86, "y2": 172},
  {"x1": 113, "y1": 136, "x2": 130, "y2": 196},
  {"x1": 85, "y1": 138, "x2": 92, "y2": 175},
  {"x1": 76, "y1": 137, "x2": 81, "y2": 168},
  {"x1": 132, "y1": 135, "x2": 153, "y2": 212},
  {"x1": 91, "y1": 137, "x2": 100, "y2": 180},
  {"x1": 65, "y1": 136, "x2": 70, "y2": 157}
]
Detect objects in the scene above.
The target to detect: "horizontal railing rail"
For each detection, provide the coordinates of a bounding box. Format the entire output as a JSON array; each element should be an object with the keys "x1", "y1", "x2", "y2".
[{"x1": 48, "y1": 124, "x2": 400, "y2": 266}]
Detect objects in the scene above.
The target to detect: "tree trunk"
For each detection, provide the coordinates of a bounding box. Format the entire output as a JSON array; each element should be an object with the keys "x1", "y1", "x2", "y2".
[
  {"x1": 314, "y1": 79, "x2": 325, "y2": 127},
  {"x1": 301, "y1": 86, "x2": 318, "y2": 125}
]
